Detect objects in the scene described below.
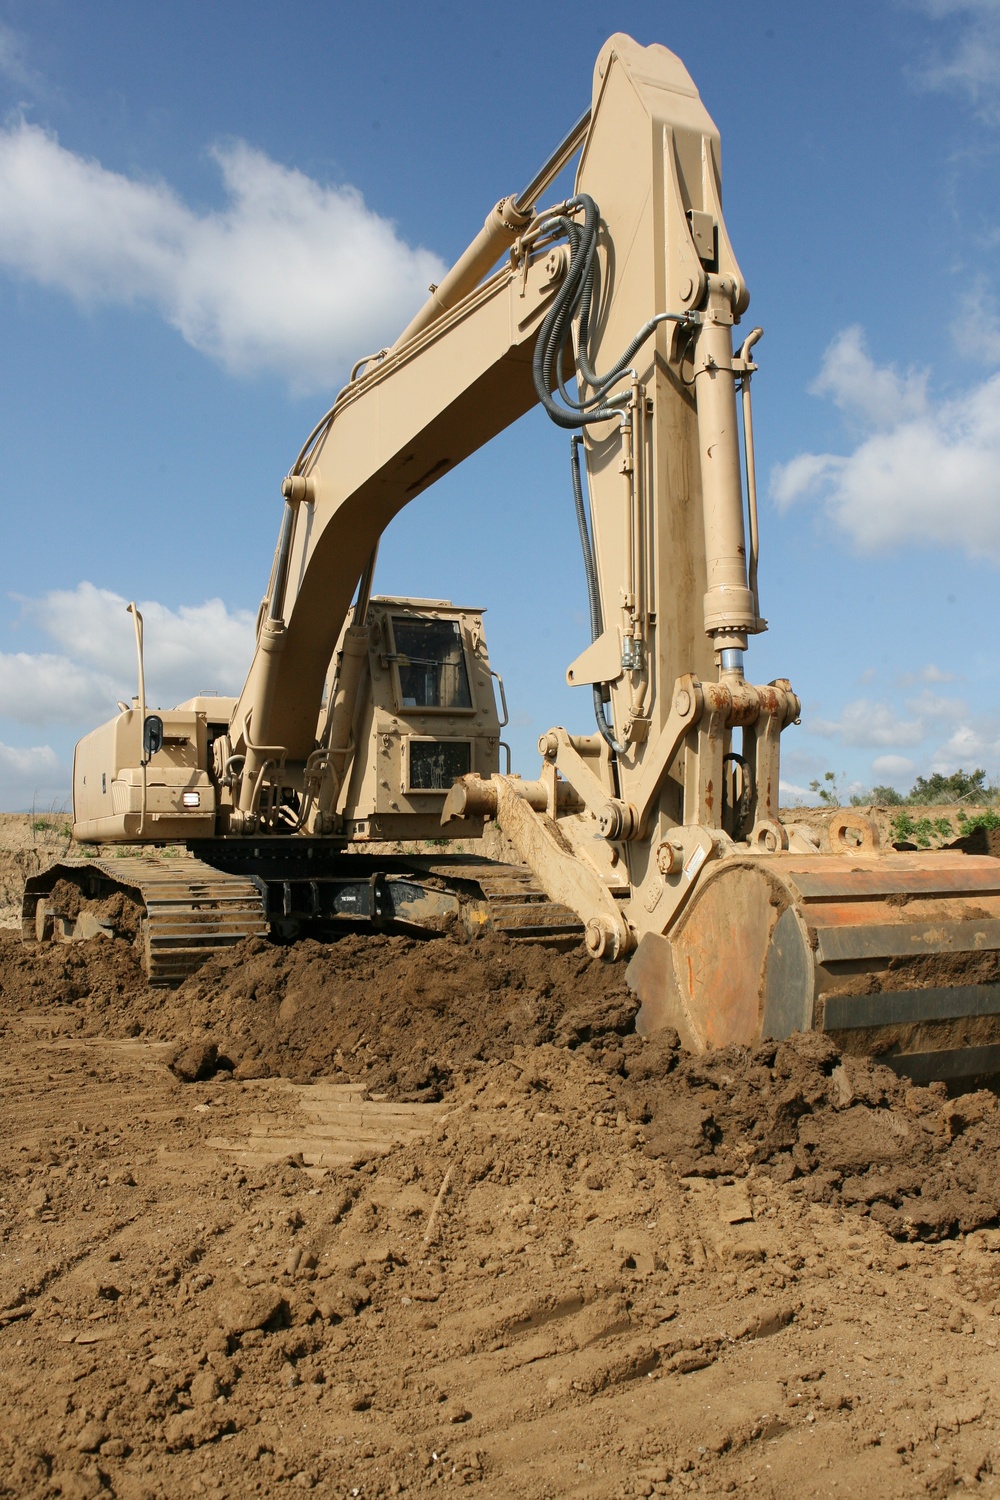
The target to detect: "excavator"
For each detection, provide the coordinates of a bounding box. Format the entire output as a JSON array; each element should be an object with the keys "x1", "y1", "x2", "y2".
[{"x1": 23, "y1": 34, "x2": 1000, "y2": 1085}]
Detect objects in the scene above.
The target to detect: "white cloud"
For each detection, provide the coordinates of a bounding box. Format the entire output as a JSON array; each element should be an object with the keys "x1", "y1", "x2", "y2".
[
  {"x1": 953, "y1": 279, "x2": 1000, "y2": 365},
  {"x1": 0, "y1": 741, "x2": 60, "y2": 777},
  {"x1": 809, "y1": 326, "x2": 928, "y2": 429},
  {"x1": 0, "y1": 122, "x2": 447, "y2": 390},
  {"x1": 0, "y1": 740, "x2": 66, "y2": 809},
  {"x1": 0, "y1": 21, "x2": 46, "y2": 96},
  {"x1": 931, "y1": 719, "x2": 1000, "y2": 769},
  {"x1": 871, "y1": 754, "x2": 918, "y2": 780},
  {"x1": 898, "y1": 664, "x2": 958, "y2": 686},
  {"x1": 770, "y1": 451, "x2": 845, "y2": 510},
  {"x1": 779, "y1": 780, "x2": 819, "y2": 805},
  {"x1": 905, "y1": 688, "x2": 968, "y2": 719},
  {"x1": 912, "y1": 0, "x2": 1000, "y2": 122},
  {"x1": 0, "y1": 651, "x2": 116, "y2": 725},
  {"x1": 7, "y1": 583, "x2": 255, "y2": 728},
  {"x1": 771, "y1": 327, "x2": 1000, "y2": 559},
  {"x1": 811, "y1": 697, "x2": 926, "y2": 748}
]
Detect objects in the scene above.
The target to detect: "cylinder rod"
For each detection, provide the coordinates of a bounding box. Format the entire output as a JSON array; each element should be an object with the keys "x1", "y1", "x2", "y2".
[
  {"x1": 269, "y1": 499, "x2": 296, "y2": 624},
  {"x1": 514, "y1": 108, "x2": 591, "y2": 214},
  {"x1": 694, "y1": 287, "x2": 756, "y2": 657},
  {"x1": 394, "y1": 106, "x2": 592, "y2": 355}
]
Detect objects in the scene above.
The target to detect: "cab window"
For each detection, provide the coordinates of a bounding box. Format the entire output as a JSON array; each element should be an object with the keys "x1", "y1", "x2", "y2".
[{"x1": 391, "y1": 617, "x2": 472, "y2": 711}]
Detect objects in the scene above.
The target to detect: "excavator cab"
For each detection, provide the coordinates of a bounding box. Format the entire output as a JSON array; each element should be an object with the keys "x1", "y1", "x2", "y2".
[{"x1": 327, "y1": 597, "x2": 504, "y2": 843}]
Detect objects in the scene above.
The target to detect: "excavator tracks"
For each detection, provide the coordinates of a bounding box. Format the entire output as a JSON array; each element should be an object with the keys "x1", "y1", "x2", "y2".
[
  {"x1": 23, "y1": 856, "x2": 267, "y2": 986},
  {"x1": 23, "y1": 849, "x2": 584, "y2": 986},
  {"x1": 419, "y1": 858, "x2": 585, "y2": 943}
]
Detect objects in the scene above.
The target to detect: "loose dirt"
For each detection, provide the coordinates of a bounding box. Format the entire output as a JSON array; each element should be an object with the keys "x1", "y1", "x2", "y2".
[{"x1": 4, "y1": 824, "x2": 1000, "y2": 1496}]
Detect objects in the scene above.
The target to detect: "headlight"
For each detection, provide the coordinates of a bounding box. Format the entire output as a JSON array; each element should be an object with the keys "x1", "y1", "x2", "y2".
[{"x1": 182, "y1": 791, "x2": 201, "y2": 808}]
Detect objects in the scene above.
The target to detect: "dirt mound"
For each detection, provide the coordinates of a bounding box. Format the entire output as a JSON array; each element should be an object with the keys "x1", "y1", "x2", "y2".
[
  {"x1": 0, "y1": 929, "x2": 145, "y2": 1011},
  {"x1": 104, "y1": 927, "x2": 639, "y2": 1098},
  {"x1": 6, "y1": 914, "x2": 1000, "y2": 1492},
  {"x1": 5, "y1": 917, "x2": 1000, "y2": 1242},
  {"x1": 12, "y1": 1013, "x2": 1000, "y2": 1500},
  {"x1": 612, "y1": 1029, "x2": 1000, "y2": 1241}
]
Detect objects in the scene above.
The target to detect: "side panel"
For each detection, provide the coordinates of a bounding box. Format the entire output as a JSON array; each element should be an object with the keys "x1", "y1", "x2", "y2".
[{"x1": 73, "y1": 709, "x2": 216, "y2": 843}]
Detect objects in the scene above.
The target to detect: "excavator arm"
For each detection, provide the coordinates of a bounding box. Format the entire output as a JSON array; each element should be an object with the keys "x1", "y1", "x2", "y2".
[{"x1": 228, "y1": 36, "x2": 777, "y2": 837}]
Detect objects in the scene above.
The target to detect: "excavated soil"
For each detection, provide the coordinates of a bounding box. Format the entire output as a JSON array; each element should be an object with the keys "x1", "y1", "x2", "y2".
[{"x1": 5, "y1": 829, "x2": 1000, "y2": 1493}]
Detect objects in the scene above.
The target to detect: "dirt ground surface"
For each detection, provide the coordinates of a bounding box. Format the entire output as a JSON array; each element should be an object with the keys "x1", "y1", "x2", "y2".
[{"x1": 5, "y1": 822, "x2": 1000, "y2": 1496}]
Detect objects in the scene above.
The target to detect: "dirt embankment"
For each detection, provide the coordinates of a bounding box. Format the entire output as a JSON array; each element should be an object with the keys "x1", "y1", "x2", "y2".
[
  {"x1": 8, "y1": 916, "x2": 1000, "y2": 1249},
  {"x1": 787, "y1": 803, "x2": 1000, "y2": 855},
  {"x1": 0, "y1": 813, "x2": 76, "y2": 929}
]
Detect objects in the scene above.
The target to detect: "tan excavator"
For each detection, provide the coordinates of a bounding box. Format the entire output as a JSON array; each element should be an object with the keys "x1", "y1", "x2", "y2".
[{"x1": 24, "y1": 34, "x2": 1000, "y2": 1084}]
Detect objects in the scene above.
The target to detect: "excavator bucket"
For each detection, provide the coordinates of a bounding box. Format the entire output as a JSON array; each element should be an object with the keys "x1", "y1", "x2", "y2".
[{"x1": 628, "y1": 849, "x2": 1000, "y2": 1084}]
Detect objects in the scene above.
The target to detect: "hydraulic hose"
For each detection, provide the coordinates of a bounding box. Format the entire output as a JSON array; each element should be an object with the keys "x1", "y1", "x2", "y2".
[
  {"x1": 532, "y1": 194, "x2": 692, "y2": 429},
  {"x1": 570, "y1": 436, "x2": 625, "y2": 755},
  {"x1": 570, "y1": 436, "x2": 602, "y2": 642}
]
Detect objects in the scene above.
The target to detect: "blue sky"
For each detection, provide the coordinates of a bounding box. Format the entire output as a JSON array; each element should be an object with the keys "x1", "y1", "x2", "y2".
[{"x1": 1, "y1": 1, "x2": 999, "y2": 811}]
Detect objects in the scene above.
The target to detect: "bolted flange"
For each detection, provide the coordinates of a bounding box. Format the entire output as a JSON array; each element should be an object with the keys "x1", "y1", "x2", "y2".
[
  {"x1": 597, "y1": 799, "x2": 640, "y2": 841},
  {"x1": 280, "y1": 475, "x2": 316, "y2": 504},
  {"x1": 584, "y1": 916, "x2": 622, "y2": 961}
]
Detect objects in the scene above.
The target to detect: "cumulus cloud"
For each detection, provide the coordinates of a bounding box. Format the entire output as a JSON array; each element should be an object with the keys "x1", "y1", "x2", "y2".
[
  {"x1": 954, "y1": 279, "x2": 1000, "y2": 365},
  {"x1": 906, "y1": 688, "x2": 969, "y2": 720},
  {"x1": 7, "y1": 583, "x2": 255, "y2": 728},
  {"x1": 0, "y1": 20, "x2": 46, "y2": 97},
  {"x1": 0, "y1": 651, "x2": 117, "y2": 726},
  {"x1": 871, "y1": 754, "x2": 918, "y2": 780},
  {"x1": 0, "y1": 740, "x2": 66, "y2": 809},
  {"x1": 0, "y1": 741, "x2": 60, "y2": 778},
  {"x1": 770, "y1": 452, "x2": 845, "y2": 511},
  {"x1": 811, "y1": 697, "x2": 926, "y2": 749},
  {"x1": 931, "y1": 719, "x2": 1000, "y2": 768},
  {"x1": 800, "y1": 683, "x2": 1000, "y2": 784},
  {"x1": 809, "y1": 325, "x2": 928, "y2": 429},
  {"x1": 912, "y1": 0, "x2": 1000, "y2": 122},
  {"x1": 779, "y1": 780, "x2": 815, "y2": 803},
  {"x1": 0, "y1": 122, "x2": 447, "y2": 390},
  {"x1": 770, "y1": 326, "x2": 1000, "y2": 559},
  {"x1": 898, "y1": 664, "x2": 958, "y2": 686}
]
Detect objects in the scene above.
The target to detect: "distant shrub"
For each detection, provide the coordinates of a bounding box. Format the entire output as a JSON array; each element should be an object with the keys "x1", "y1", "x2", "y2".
[
  {"x1": 957, "y1": 810, "x2": 1000, "y2": 834},
  {"x1": 908, "y1": 769, "x2": 987, "y2": 805},
  {"x1": 891, "y1": 811, "x2": 916, "y2": 841},
  {"x1": 871, "y1": 784, "x2": 904, "y2": 806}
]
